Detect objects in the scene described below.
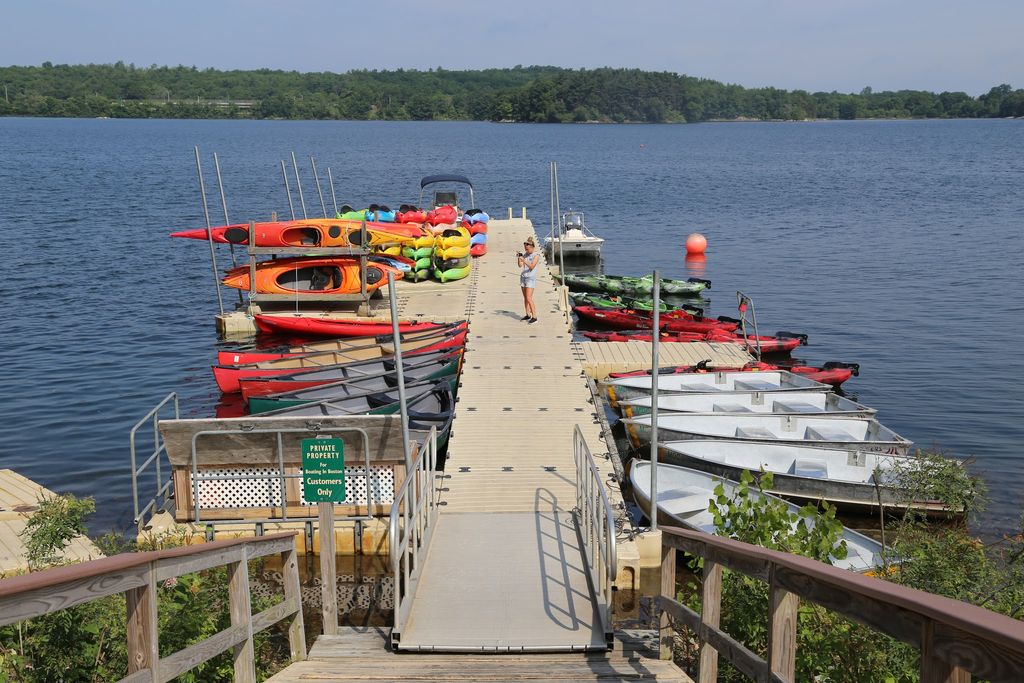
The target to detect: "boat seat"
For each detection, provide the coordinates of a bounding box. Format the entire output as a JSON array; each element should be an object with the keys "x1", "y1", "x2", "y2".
[
  {"x1": 678, "y1": 383, "x2": 721, "y2": 392},
  {"x1": 712, "y1": 403, "x2": 753, "y2": 413},
  {"x1": 735, "y1": 426, "x2": 776, "y2": 439},
  {"x1": 659, "y1": 487, "x2": 712, "y2": 516},
  {"x1": 792, "y1": 458, "x2": 828, "y2": 478},
  {"x1": 773, "y1": 401, "x2": 820, "y2": 413},
  {"x1": 733, "y1": 380, "x2": 780, "y2": 391},
  {"x1": 805, "y1": 426, "x2": 854, "y2": 442}
]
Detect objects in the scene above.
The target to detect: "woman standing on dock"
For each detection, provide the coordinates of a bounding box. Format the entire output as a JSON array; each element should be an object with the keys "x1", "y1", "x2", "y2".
[{"x1": 519, "y1": 236, "x2": 540, "y2": 323}]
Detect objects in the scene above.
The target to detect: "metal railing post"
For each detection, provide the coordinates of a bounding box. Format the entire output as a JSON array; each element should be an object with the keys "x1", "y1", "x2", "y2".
[
  {"x1": 291, "y1": 151, "x2": 307, "y2": 219},
  {"x1": 650, "y1": 271, "x2": 661, "y2": 530},
  {"x1": 387, "y1": 272, "x2": 413, "y2": 473}
]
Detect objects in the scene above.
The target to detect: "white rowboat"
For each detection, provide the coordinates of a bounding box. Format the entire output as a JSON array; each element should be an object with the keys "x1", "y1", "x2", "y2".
[{"x1": 630, "y1": 460, "x2": 887, "y2": 573}]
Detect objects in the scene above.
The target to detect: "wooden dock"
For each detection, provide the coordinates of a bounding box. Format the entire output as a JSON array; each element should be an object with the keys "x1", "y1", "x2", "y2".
[
  {"x1": 268, "y1": 627, "x2": 693, "y2": 682},
  {"x1": 0, "y1": 469, "x2": 101, "y2": 573}
]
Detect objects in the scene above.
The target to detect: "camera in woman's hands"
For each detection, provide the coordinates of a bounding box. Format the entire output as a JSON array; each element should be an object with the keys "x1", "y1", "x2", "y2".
[{"x1": 516, "y1": 252, "x2": 524, "y2": 257}]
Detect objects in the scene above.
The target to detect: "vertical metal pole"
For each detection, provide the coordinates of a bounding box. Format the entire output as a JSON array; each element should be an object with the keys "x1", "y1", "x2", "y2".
[
  {"x1": 194, "y1": 147, "x2": 225, "y2": 316},
  {"x1": 554, "y1": 162, "x2": 565, "y2": 282},
  {"x1": 649, "y1": 270, "x2": 660, "y2": 530},
  {"x1": 387, "y1": 272, "x2": 413, "y2": 474},
  {"x1": 327, "y1": 167, "x2": 339, "y2": 216},
  {"x1": 310, "y1": 156, "x2": 328, "y2": 217},
  {"x1": 281, "y1": 160, "x2": 296, "y2": 220},
  {"x1": 212, "y1": 153, "x2": 238, "y2": 268},
  {"x1": 291, "y1": 151, "x2": 308, "y2": 219},
  {"x1": 549, "y1": 162, "x2": 556, "y2": 245}
]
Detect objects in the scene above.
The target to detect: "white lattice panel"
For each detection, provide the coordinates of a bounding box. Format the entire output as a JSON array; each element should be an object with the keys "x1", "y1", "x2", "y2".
[{"x1": 193, "y1": 465, "x2": 395, "y2": 509}]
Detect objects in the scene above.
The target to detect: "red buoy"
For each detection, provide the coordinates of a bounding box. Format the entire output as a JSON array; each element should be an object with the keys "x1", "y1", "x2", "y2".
[{"x1": 685, "y1": 233, "x2": 707, "y2": 255}]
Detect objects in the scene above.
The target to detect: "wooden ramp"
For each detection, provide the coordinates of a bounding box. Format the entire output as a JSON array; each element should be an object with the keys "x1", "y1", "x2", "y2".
[
  {"x1": 0, "y1": 470, "x2": 101, "y2": 573},
  {"x1": 269, "y1": 627, "x2": 694, "y2": 682}
]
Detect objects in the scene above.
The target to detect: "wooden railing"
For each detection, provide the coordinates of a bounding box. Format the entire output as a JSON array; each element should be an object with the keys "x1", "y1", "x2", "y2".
[
  {"x1": 658, "y1": 525, "x2": 1024, "y2": 683},
  {"x1": 0, "y1": 533, "x2": 305, "y2": 683}
]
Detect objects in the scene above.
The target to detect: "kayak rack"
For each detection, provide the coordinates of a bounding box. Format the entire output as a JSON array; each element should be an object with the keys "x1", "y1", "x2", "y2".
[{"x1": 242, "y1": 220, "x2": 375, "y2": 310}]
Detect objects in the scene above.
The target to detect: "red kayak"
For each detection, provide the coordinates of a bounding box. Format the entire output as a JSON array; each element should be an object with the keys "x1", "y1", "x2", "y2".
[
  {"x1": 573, "y1": 306, "x2": 737, "y2": 334},
  {"x1": 582, "y1": 329, "x2": 807, "y2": 354},
  {"x1": 609, "y1": 360, "x2": 859, "y2": 388},
  {"x1": 217, "y1": 322, "x2": 468, "y2": 365},
  {"x1": 426, "y1": 205, "x2": 457, "y2": 226},
  {"x1": 470, "y1": 243, "x2": 487, "y2": 257},
  {"x1": 254, "y1": 315, "x2": 449, "y2": 337}
]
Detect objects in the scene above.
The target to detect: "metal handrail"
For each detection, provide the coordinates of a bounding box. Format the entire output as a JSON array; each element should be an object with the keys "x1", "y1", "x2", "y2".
[
  {"x1": 389, "y1": 427, "x2": 440, "y2": 643},
  {"x1": 129, "y1": 392, "x2": 179, "y2": 530},
  {"x1": 573, "y1": 425, "x2": 617, "y2": 642},
  {"x1": 189, "y1": 426, "x2": 374, "y2": 526}
]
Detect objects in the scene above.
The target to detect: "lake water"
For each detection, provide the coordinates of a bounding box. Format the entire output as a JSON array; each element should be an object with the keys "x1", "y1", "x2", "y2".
[{"x1": 1, "y1": 117, "x2": 1021, "y2": 535}]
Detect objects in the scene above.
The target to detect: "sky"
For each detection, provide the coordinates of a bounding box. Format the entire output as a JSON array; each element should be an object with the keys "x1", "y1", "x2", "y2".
[{"x1": 3, "y1": 0, "x2": 1022, "y2": 95}]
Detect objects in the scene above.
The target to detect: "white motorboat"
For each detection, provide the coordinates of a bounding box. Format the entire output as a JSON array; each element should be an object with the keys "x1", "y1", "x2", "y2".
[
  {"x1": 545, "y1": 210, "x2": 605, "y2": 258},
  {"x1": 630, "y1": 460, "x2": 887, "y2": 573}
]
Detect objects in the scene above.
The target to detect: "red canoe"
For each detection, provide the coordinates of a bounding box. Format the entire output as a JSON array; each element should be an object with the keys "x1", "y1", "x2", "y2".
[
  {"x1": 214, "y1": 333, "x2": 466, "y2": 393},
  {"x1": 217, "y1": 322, "x2": 468, "y2": 365},
  {"x1": 573, "y1": 306, "x2": 737, "y2": 334},
  {"x1": 254, "y1": 315, "x2": 451, "y2": 338},
  {"x1": 581, "y1": 329, "x2": 806, "y2": 354},
  {"x1": 608, "y1": 361, "x2": 859, "y2": 388},
  {"x1": 238, "y1": 348, "x2": 464, "y2": 400}
]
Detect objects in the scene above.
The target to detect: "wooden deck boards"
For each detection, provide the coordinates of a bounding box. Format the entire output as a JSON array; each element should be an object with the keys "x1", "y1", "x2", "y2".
[
  {"x1": 268, "y1": 627, "x2": 694, "y2": 682},
  {"x1": 0, "y1": 469, "x2": 102, "y2": 573}
]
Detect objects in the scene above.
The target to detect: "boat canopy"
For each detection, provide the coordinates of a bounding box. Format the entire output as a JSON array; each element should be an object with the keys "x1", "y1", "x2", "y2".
[
  {"x1": 420, "y1": 174, "x2": 473, "y2": 189},
  {"x1": 419, "y1": 174, "x2": 475, "y2": 209}
]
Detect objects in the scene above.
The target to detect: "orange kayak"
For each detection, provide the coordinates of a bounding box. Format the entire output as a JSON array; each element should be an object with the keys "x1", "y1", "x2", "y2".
[
  {"x1": 172, "y1": 219, "x2": 424, "y2": 248},
  {"x1": 221, "y1": 257, "x2": 403, "y2": 295}
]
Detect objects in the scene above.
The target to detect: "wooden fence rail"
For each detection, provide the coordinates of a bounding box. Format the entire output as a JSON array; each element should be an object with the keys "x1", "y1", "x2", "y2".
[
  {"x1": 0, "y1": 532, "x2": 305, "y2": 683},
  {"x1": 658, "y1": 525, "x2": 1024, "y2": 683}
]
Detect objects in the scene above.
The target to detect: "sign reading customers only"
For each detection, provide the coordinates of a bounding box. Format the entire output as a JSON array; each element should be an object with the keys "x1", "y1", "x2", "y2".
[{"x1": 302, "y1": 437, "x2": 346, "y2": 503}]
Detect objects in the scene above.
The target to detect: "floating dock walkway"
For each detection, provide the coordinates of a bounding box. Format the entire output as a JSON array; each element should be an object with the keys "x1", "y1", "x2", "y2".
[{"x1": 271, "y1": 219, "x2": 732, "y2": 670}]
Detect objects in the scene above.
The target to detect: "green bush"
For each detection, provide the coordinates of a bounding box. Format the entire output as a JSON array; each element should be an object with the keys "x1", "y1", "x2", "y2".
[{"x1": 0, "y1": 495, "x2": 293, "y2": 682}]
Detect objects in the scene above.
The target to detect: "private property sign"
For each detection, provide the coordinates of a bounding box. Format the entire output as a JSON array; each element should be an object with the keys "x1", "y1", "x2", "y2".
[{"x1": 302, "y1": 438, "x2": 346, "y2": 503}]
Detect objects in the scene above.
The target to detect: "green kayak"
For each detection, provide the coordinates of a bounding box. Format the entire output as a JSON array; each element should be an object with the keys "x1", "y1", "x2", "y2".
[
  {"x1": 567, "y1": 292, "x2": 702, "y2": 315},
  {"x1": 555, "y1": 273, "x2": 710, "y2": 296}
]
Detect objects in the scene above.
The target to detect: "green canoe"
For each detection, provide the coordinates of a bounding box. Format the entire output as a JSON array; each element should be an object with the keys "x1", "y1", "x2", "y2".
[
  {"x1": 555, "y1": 273, "x2": 710, "y2": 296},
  {"x1": 567, "y1": 292, "x2": 702, "y2": 315}
]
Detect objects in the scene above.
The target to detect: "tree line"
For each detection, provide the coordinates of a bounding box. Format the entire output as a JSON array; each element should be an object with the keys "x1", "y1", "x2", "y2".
[{"x1": 1, "y1": 62, "x2": 1022, "y2": 122}]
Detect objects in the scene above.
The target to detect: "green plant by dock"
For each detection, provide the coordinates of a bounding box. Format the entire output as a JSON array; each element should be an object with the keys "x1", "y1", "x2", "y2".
[{"x1": 0, "y1": 495, "x2": 293, "y2": 682}]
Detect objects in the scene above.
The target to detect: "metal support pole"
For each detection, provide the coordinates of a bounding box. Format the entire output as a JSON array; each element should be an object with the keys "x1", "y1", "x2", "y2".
[
  {"x1": 310, "y1": 156, "x2": 328, "y2": 217},
  {"x1": 649, "y1": 270, "x2": 660, "y2": 530},
  {"x1": 549, "y1": 162, "x2": 556, "y2": 247},
  {"x1": 281, "y1": 160, "x2": 296, "y2": 220},
  {"x1": 387, "y1": 272, "x2": 413, "y2": 474},
  {"x1": 194, "y1": 147, "x2": 225, "y2": 316},
  {"x1": 554, "y1": 162, "x2": 566, "y2": 284},
  {"x1": 212, "y1": 153, "x2": 238, "y2": 268},
  {"x1": 291, "y1": 151, "x2": 308, "y2": 219},
  {"x1": 327, "y1": 167, "x2": 339, "y2": 216}
]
